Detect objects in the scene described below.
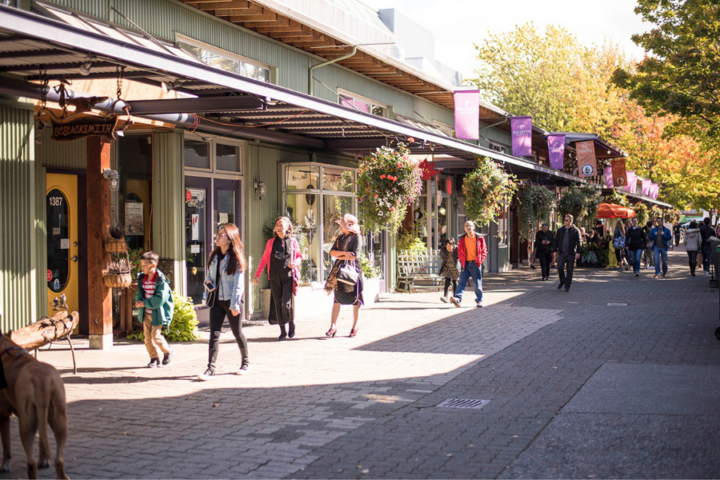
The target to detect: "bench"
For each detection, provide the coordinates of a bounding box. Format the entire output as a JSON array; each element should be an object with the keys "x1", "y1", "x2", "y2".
[{"x1": 397, "y1": 250, "x2": 444, "y2": 292}]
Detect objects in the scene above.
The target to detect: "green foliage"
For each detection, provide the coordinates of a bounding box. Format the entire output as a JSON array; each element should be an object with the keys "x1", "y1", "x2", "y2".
[
  {"x1": 632, "y1": 203, "x2": 649, "y2": 225},
  {"x1": 397, "y1": 230, "x2": 427, "y2": 254},
  {"x1": 463, "y1": 156, "x2": 518, "y2": 227},
  {"x1": 518, "y1": 185, "x2": 555, "y2": 240},
  {"x1": 601, "y1": 190, "x2": 629, "y2": 207},
  {"x1": 127, "y1": 248, "x2": 143, "y2": 277},
  {"x1": 580, "y1": 243, "x2": 608, "y2": 267},
  {"x1": 359, "y1": 253, "x2": 381, "y2": 279},
  {"x1": 128, "y1": 291, "x2": 200, "y2": 343},
  {"x1": 357, "y1": 143, "x2": 423, "y2": 233},
  {"x1": 558, "y1": 185, "x2": 599, "y2": 222}
]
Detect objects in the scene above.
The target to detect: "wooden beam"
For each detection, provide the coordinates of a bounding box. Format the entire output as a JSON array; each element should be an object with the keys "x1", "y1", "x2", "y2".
[
  {"x1": 276, "y1": 27, "x2": 319, "y2": 41},
  {"x1": 229, "y1": 9, "x2": 278, "y2": 22},
  {"x1": 254, "y1": 20, "x2": 304, "y2": 33},
  {"x1": 241, "y1": 17, "x2": 290, "y2": 29},
  {"x1": 196, "y1": 0, "x2": 251, "y2": 9},
  {"x1": 86, "y1": 136, "x2": 112, "y2": 350}
]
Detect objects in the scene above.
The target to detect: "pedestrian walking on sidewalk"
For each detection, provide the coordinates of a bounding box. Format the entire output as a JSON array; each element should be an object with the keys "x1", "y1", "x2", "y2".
[
  {"x1": 625, "y1": 218, "x2": 646, "y2": 277},
  {"x1": 673, "y1": 222, "x2": 681, "y2": 247},
  {"x1": 254, "y1": 217, "x2": 302, "y2": 341},
  {"x1": 535, "y1": 223, "x2": 554, "y2": 281},
  {"x1": 684, "y1": 221, "x2": 702, "y2": 276},
  {"x1": 439, "y1": 238, "x2": 460, "y2": 302},
  {"x1": 649, "y1": 218, "x2": 672, "y2": 278},
  {"x1": 700, "y1": 217, "x2": 714, "y2": 276},
  {"x1": 324, "y1": 214, "x2": 364, "y2": 337},
  {"x1": 135, "y1": 251, "x2": 174, "y2": 369},
  {"x1": 553, "y1": 214, "x2": 582, "y2": 292},
  {"x1": 613, "y1": 219, "x2": 626, "y2": 273},
  {"x1": 450, "y1": 220, "x2": 488, "y2": 308},
  {"x1": 199, "y1": 223, "x2": 248, "y2": 381},
  {"x1": 643, "y1": 221, "x2": 655, "y2": 269}
]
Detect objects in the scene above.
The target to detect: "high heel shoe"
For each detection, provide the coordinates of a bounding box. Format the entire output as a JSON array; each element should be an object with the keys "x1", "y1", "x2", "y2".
[
  {"x1": 325, "y1": 328, "x2": 337, "y2": 338},
  {"x1": 349, "y1": 328, "x2": 358, "y2": 337}
]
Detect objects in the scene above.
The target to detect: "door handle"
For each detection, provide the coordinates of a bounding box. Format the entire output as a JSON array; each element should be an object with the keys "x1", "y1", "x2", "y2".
[{"x1": 72, "y1": 256, "x2": 78, "y2": 262}]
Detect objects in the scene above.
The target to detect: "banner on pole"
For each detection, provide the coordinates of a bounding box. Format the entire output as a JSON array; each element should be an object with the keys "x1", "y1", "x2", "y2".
[
  {"x1": 611, "y1": 158, "x2": 627, "y2": 187},
  {"x1": 547, "y1": 135, "x2": 565, "y2": 170},
  {"x1": 576, "y1": 140, "x2": 597, "y2": 177},
  {"x1": 604, "y1": 166, "x2": 614, "y2": 188},
  {"x1": 642, "y1": 179, "x2": 651, "y2": 197},
  {"x1": 624, "y1": 171, "x2": 636, "y2": 193},
  {"x1": 510, "y1": 116, "x2": 532, "y2": 156},
  {"x1": 453, "y1": 90, "x2": 479, "y2": 140}
]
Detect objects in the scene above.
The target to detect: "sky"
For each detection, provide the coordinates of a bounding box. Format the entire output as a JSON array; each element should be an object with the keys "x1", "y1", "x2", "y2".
[{"x1": 363, "y1": 0, "x2": 649, "y2": 80}]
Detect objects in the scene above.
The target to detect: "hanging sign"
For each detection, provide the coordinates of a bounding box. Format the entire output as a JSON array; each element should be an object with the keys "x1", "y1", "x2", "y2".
[
  {"x1": 611, "y1": 158, "x2": 627, "y2": 187},
  {"x1": 446, "y1": 178, "x2": 452, "y2": 195},
  {"x1": 547, "y1": 135, "x2": 565, "y2": 170},
  {"x1": 576, "y1": 140, "x2": 597, "y2": 177},
  {"x1": 51, "y1": 114, "x2": 119, "y2": 142},
  {"x1": 453, "y1": 90, "x2": 479, "y2": 140},
  {"x1": 642, "y1": 179, "x2": 652, "y2": 197},
  {"x1": 624, "y1": 171, "x2": 636, "y2": 193},
  {"x1": 604, "y1": 166, "x2": 614, "y2": 188},
  {"x1": 651, "y1": 183, "x2": 659, "y2": 200},
  {"x1": 419, "y1": 159, "x2": 439, "y2": 181},
  {"x1": 511, "y1": 116, "x2": 532, "y2": 157},
  {"x1": 47, "y1": 270, "x2": 52, "y2": 282}
]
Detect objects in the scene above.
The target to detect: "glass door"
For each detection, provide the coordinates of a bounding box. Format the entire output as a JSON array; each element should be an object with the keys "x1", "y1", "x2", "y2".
[
  {"x1": 213, "y1": 179, "x2": 242, "y2": 241},
  {"x1": 185, "y1": 177, "x2": 212, "y2": 306}
]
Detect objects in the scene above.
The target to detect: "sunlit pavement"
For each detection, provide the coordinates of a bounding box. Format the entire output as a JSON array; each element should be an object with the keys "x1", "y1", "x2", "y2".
[{"x1": 4, "y1": 246, "x2": 720, "y2": 479}]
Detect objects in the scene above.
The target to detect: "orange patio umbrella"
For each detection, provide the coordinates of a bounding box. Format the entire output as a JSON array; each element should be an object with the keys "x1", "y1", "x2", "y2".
[{"x1": 597, "y1": 203, "x2": 636, "y2": 219}]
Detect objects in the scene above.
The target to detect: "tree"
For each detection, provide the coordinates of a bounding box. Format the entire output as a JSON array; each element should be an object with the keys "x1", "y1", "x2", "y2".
[{"x1": 612, "y1": 0, "x2": 720, "y2": 139}]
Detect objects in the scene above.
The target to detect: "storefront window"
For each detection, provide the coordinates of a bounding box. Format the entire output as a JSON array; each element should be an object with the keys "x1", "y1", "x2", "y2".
[
  {"x1": 286, "y1": 193, "x2": 319, "y2": 284},
  {"x1": 323, "y1": 167, "x2": 354, "y2": 192},
  {"x1": 286, "y1": 165, "x2": 320, "y2": 191},
  {"x1": 184, "y1": 140, "x2": 210, "y2": 169},
  {"x1": 216, "y1": 143, "x2": 240, "y2": 172},
  {"x1": 185, "y1": 186, "x2": 207, "y2": 305},
  {"x1": 118, "y1": 135, "x2": 152, "y2": 252}
]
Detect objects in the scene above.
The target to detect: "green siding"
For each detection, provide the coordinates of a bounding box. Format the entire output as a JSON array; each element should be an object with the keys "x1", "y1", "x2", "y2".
[
  {"x1": 36, "y1": 127, "x2": 87, "y2": 170},
  {"x1": 0, "y1": 101, "x2": 40, "y2": 331}
]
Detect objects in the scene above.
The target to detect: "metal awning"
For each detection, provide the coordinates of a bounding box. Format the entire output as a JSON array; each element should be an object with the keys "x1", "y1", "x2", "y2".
[
  {"x1": 0, "y1": 4, "x2": 585, "y2": 184},
  {"x1": 602, "y1": 189, "x2": 673, "y2": 209}
]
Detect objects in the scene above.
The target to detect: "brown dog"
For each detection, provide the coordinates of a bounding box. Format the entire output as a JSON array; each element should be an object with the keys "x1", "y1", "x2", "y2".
[{"x1": 0, "y1": 334, "x2": 69, "y2": 479}]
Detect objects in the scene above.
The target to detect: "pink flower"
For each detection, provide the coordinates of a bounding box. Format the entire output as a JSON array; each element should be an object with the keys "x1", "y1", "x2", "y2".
[
  {"x1": 408, "y1": 137, "x2": 415, "y2": 143},
  {"x1": 397, "y1": 163, "x2": 402, "y2": 168},
  {"x1": 380, "y1": 174, "x2": 386, "y2": 179},
  {"x1": 390, "y1": 207, "x2": 395, "y2": 212}
]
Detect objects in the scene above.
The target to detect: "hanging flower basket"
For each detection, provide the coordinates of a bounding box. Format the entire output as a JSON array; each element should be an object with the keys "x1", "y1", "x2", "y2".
[
  {"x1": 103, "y1": 273, "x2": 132, "y2": 289},
  {"x1": 463, "y1": 156, "x2": 517, "y2": 227},
  {"x1": 518, "y1": 185, "x2": 556, "y2": 240},
  {"x1": 558, "y1": 185, "x2": 599, "y2": 221},
  {"x1": 104, "y1": 238, "x2": 127, "y2": 253},
  {"x1": 357, "y1": 142, "x2": 423, "y2": 233}
]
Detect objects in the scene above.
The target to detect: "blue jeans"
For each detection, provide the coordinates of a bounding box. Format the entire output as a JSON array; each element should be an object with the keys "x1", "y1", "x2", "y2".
[
  {"x1": 454, "y1": 262, "x2": 483, "y2": 304},
  {"x1": 653, "y1": 247, "x2": 668, "y2": 276},
  {"x1": 702, "y1": 244, "x2": 711, "y2": 273},
  {"x1": 630, "y1": 249, "x2": 643, "y2": 274}
]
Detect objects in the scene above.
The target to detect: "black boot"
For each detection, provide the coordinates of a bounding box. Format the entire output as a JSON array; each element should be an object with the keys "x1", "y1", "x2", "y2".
[
  {"x1": 238, "y1": 349, "x2": 249, "y2": 375},
  {"x1": 690, "y1": 261, "x2": 696, "y2": 276}
]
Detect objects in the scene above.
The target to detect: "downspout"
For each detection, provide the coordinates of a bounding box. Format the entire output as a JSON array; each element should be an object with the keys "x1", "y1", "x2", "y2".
[{"x1": 309, "y1": 46, "x2": 358, "y2": 97}]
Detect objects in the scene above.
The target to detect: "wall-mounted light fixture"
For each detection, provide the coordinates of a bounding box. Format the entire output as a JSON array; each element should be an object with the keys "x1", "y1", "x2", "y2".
[
  {"x1": 102, "y1": 169, "x2": 120, "y2": 191},
  {"x1": 254, "y1": 180, "x2": 266, "y2": 200}
]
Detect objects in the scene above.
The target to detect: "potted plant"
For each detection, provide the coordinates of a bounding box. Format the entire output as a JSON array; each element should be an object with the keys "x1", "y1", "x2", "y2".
[
  {"x1": 104, "y1": 224, "x2": 127, "y2": 253},
  {"x1": 128, "y1": 291, "x2": 200, "y2": 342},
  {"x1": 632, "y1": 203, "x2": 649, "y2": 225},
  {"x1": 103, "y1": 258, "x2": 132, "y2": 288},
  {"x1": 463, "y1": 156, "x2": 517, "y2": 227}
]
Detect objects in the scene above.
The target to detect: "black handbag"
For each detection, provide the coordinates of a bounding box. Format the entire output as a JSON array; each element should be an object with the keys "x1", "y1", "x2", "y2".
[
  {"x1": 205, "y1": 255, "x2": 222, "y2": 308},
  {"x1": 337, "y1": 259, "x2": 359, "y2": 286}
]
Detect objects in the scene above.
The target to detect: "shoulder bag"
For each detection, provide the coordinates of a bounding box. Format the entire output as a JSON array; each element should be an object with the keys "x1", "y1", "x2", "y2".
[
  {"x1": 205, "y1": 256, "x2": 222, "y2": 308},
  {"x1": 337, "y1": 259, "x2": 359, "y2": 286}
]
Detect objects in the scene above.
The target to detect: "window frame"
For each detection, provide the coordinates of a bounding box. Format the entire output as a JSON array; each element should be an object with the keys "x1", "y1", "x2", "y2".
[
  {"x1": 337, "y1": 89, "x2": 389, "y2": 118},
  {"x1": 183, "y1": 132, "x2": 245, "y2": 176}
]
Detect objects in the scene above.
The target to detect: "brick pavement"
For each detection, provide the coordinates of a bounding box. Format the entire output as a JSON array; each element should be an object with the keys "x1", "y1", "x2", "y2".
[{"x1": 0, "y1": 247, "x2": 718, "y2": 479}]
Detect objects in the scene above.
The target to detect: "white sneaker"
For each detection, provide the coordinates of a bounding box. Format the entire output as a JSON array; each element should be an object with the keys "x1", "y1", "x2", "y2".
[
  {"x1": 237, "y1": 362, "x2": 249, "y2": 375},
  {"x1": 440, "y1": 296, "x2": 448, "y2": 303},
  {"x1": 476, "y1": 301, "x2": 483, "y2": 308},
  {"x1": 198, "y1": 368, "x2": 215, "y2": 381}
]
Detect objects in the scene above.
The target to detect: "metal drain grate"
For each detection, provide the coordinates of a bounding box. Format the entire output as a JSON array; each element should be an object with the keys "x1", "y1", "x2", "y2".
[
  {"x1": 437, "y1": 398, "x2": 490, "y2": 409},
  {"x1": 607, "y1": 302, "x2": 629, "y2": 306}
]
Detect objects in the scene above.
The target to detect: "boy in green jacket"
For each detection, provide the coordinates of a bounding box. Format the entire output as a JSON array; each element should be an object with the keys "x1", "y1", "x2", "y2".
[{"x1": 135, "y1": 251, "x2": 174, "y2": 368}]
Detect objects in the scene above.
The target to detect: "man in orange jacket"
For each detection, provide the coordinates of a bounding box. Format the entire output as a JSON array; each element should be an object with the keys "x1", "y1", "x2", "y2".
[{"x1": 451, "y1": 220, "x2": 488, "y2": 308}]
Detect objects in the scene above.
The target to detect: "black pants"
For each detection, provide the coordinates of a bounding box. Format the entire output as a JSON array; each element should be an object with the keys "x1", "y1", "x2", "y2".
[
  {"x1": 443, "y1": 278, "x2": 457, "y2": 297},
  {"x1": 687, "y1": 250, "x2": 698, "y2": 274},
  {"x1": 270, "y1": 276, "x2": 295, "y2": 333},
  {"x1": 208, "y1": 300, "x2": 247, "y2": 369},
  {"x1": 557, "y1": 253, "x2": 575, "y2": 286},
  {"x1": 538, "y1": 250, "x2": 552, "y2": 278},
  {"x1": 675, "y1": 234, "x2": 680, "y2": 246}
]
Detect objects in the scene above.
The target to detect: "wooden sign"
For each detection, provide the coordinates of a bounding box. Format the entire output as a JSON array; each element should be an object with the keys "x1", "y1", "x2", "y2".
[
  {"x1": 611, "y1": 158, "x2": 627, "y2": 187},
  {"x1": 51, "y1": 115, "x2": 118, "y2": 142},
  {"x1": 576, "y1": 140, "x2": 597, "y2": 177}
]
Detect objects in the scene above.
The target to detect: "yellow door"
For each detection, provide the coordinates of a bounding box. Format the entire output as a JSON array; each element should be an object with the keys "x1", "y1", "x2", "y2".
[{"x1": 46, "y1": 174, "x2": 79, "y2": 320}]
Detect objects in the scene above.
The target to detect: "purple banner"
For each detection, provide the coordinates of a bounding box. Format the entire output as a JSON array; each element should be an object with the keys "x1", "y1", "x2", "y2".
[
  {"x1": 511, "y1": 116, "x2": 532, "y2": 157},
  {"x1": 642, "y1": 179, "x2": 651, "y2": 197},
  {"x1": 604, "y1": 166, "x2": 614, "y2": 188},
  {"x1": 547, "y1": 135, "x2": 565, "y2": 170},
  {"x1": 624, "y1": 171, "x2": 636, "y2": 193},
  {"x1": 651, "y1": 183, "x2": 659, "y2": 200},
  {"x1": 453, "y1": 90, "x2": 479, "y2": 140}
]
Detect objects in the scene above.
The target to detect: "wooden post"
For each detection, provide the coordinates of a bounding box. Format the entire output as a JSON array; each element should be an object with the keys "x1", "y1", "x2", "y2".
[{"x1": 86, "y1": 136, "x2": 113, "y2": 349}]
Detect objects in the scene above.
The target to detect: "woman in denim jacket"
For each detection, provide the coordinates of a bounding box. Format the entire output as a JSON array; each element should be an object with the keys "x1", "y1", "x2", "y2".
[{"x1": 198, "y1": 223, "x2": 248, "y2": 381}]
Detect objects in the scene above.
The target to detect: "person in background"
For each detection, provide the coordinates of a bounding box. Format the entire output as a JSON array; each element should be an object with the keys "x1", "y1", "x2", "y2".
[
  {"x1": 613, "y1": 219, "x2": 627, "y2": 273},
  {"x1": 199, "y1": 224, "x2": 248, "y2": 380},
  {"x1": 684, "y1": 221, "x2": 702, "y2": 276},
  {"x1": 324, "y1": 214, "x2": 363, "y2": 337},
  {"x1": 135, "y1": 251, "x2": 174, "y2": 369},
  {"x1": 451, "y1": 220, "x2": 488, "y2": 308},
  {"x1": 439, "y1": 238, "x2": 461, "y2": 302},
  {"x1": 624, "y1": 219, "x2": 634, "y2": 269},
  {"x1": 643, "y1": 221, "x2": 655, "y2": 269},
  {"x1": 649, "y1": 218, "x2": 672, "y2": 278},
  {"x1": 553, "y1": 214, "x2": 582, "y2": 292},
  {"x1": 673, "y1": 222, "x2": 681, "y2": 247},
  {"x1": 254, "y1": 217, "x2": 302, "y2": 341},
  {"x1": 624, "y1": 217, "x2": 646, "y2": 277},
  {"x1": 535, "y1": 223, "x2": 554, "y2": 281},
  {"x1": 587, "y1": 227, "x2": 601, "y2": 246},
  {"x1": 699, "y1": 217, "x2": 714, "y2": 276},
  {"x1": 580, "y1": 227, "x2": 588, "y2": 244}
]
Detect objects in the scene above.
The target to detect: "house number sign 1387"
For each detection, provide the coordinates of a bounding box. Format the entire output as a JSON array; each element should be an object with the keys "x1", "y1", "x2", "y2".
[{"x1": 49, "y1": 196, "x2": 63, "y2": 207}]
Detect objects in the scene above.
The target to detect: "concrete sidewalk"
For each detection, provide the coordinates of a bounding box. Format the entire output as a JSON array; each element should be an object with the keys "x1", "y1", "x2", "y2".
[{"x1": 2, "y1": 246, "x2": 718, "y2": 479}]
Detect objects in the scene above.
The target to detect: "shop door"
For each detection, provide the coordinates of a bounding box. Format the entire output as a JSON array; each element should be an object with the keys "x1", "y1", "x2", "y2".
[
  {"x1": 46, "y1": 173, "x2": 79, "y2": 317},
  {"x1": 213, "y1": 179, "x2": 242, "y2": 242}
]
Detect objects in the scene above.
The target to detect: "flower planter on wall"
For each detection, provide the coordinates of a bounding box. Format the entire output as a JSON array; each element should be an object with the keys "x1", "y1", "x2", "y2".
[
  {"x1": 104, "y1": 238, "x2": 127, "y2": 253},
  {"x1": 103, "y1": 273, "x2": 132, "y2": 289}
]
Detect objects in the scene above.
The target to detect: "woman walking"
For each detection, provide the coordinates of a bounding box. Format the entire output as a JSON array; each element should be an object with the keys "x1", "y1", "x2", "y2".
[
  {"x1": 684, "y1": 221, "x2": 702, "y2": 276},
  {"x1": 199, "y1": 223, "x2": 248, "y2": 380},
  {"x1": 254, "y1": 217, "x2": 302, "y2": 341},
  {"x1": 439, "y1": 238, "x2": 460, "y2": 302},
  {"x1": 613, "y1": 219, "x2": 626, "y2": 273},
  {"x1": 324, "y1": 214, "x2": 363, "y2": 338},
  {"x1": 625, "y1": 218, "x2": 646, "y2": 277}
]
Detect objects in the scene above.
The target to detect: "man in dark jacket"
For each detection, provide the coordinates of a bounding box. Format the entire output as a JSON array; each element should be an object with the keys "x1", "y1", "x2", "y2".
[
  {"x1": 624, "y1": 218, "x2": 646, "y2": 276},
  {"x1": 700, "y1": 217, "x2": 714, "y2": 276},
  {"x1": 553, "y1": 214, "x2": 582, "y2": 292},
  {"x1": 535, "y1": 223, "x2": 554, "y2": 281}
]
